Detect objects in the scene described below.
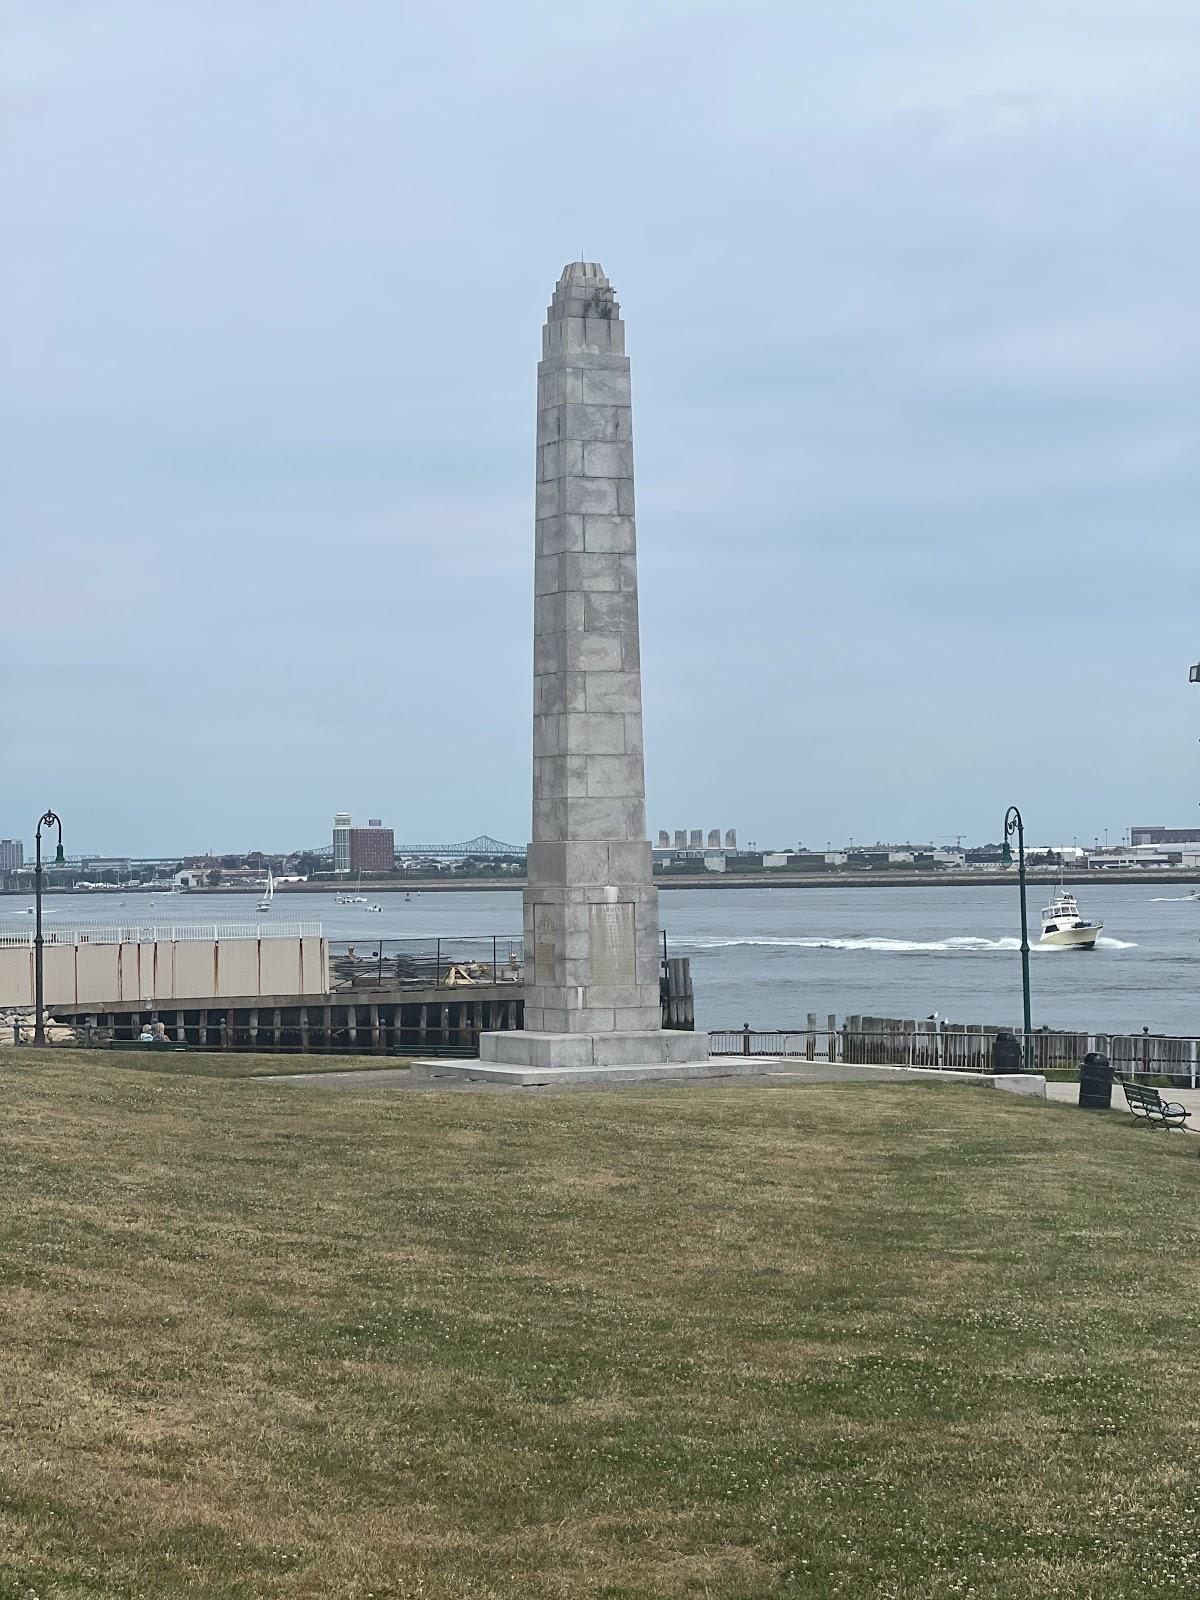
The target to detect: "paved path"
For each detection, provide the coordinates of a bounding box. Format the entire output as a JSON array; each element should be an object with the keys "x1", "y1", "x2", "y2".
[
  {"x1": 257, "y1": 1060, "x2": 1035, "y2": 1096},
  {"x1": 256, "y1": 1063, "x2": 825, "y2": 1095},
  {"x1": 1046, "y1": 1080, "x2": 1200, "y2": 1131}
]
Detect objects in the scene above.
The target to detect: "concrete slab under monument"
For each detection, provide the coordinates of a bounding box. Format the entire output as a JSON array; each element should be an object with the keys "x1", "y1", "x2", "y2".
[
  {"x1": 408, "y1": 1059, "x2": 1049, "y2": 1090},
  {"x1": 412, "y1": 1052, "x2": 724, "y2": 1087}
]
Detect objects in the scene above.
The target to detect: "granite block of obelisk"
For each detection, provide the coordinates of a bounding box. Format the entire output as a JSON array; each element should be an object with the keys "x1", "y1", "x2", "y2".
[{"x1": 478, "y1": 261, "x2": 707, "y2": 1071}]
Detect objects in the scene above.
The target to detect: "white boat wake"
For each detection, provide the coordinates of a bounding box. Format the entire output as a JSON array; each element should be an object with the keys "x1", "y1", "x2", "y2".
[{"x1": 681, "y1": 934, "x2": 1138, "y2": 954}]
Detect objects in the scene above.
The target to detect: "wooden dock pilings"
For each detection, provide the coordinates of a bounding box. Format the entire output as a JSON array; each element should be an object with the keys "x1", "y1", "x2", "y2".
[
  {"x1": 55, "y1": 987, "x2": 523, "y2": 1054},
  {"x1": 661, "y1": 957, "x2": 695, "y2": 1030},
  {"x1": 840, "y1": 1015, "x2": 1028, "y2": 1071},
  {"x1": 52, "y1": 957, "x2": 699, "y2": 1053}
]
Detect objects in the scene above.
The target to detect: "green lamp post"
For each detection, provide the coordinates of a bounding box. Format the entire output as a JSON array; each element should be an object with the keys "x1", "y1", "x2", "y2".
[
  {"x1": 1001, "y1": 805, "x2": 1033, "y2": 1073},
  {"x1": 33, "y1": 810, "x2": 65, "y2": 1047}
]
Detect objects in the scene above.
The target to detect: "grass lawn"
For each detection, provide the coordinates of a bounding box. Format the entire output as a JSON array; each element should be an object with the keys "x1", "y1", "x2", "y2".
[
  {"x1": 1, "y1": 1054, "x2": 1198, "y2": 1599},
  {"x1": 91, "y1": 1048, "x2": 411, "y2": 1081}
]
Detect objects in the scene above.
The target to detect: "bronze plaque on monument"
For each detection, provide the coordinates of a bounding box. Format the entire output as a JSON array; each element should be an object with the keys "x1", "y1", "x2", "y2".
[{"x1": 589, "y1": 902, "x2": 635, "y2": 985}]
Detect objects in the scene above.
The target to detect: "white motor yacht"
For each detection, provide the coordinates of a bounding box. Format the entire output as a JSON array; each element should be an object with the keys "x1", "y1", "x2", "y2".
[{"x1": 1038, "y1": 888, "x2": 1102, "y2": 949}]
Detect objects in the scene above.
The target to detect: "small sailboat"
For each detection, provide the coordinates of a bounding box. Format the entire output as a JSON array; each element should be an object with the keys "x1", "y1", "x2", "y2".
[
  {"x1": 257, "y1": 866, "x2": 274, "y2": 913},
  {"x1": 1038, "y1": 883, "x2": 1102, "y2": 949}
]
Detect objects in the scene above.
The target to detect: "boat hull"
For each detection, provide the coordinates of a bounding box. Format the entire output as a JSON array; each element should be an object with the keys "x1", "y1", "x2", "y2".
[{"x1": 1038, "y1": 924, "x2": 1101, "y2": 950}]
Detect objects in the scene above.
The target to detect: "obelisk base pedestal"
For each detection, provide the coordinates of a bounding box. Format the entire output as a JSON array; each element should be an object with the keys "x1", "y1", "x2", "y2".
[
  {"x1": 414, "y1": 1028, "x2": 717, "y2": 1086},
  {"x1": 479, "y1": 1028, "x2": 710, "y2": 1071}
]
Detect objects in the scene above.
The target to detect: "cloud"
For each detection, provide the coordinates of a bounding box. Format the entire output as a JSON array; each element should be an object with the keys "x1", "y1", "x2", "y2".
[{"x1": 3, "y1": 0, "x2": 1198, "y2": 851}]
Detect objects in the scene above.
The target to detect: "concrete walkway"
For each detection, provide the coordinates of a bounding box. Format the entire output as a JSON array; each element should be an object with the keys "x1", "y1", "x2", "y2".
[
  {"x1": 256, "y1": 1064, "x2": 811, "y2": 1095},
  {"x1": 258, "y1": 1058, "x2": 1042, "y2": 1097},
  {"x1": 1045, "y1": 1079, "x2": 1200, "y2": 1131}
]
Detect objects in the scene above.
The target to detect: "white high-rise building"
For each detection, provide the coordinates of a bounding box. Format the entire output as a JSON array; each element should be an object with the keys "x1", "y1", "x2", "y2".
[
  {"x1": 332, "y1": 811, "x2": 352, "y2": 874},
  {"x1": 0, "y1": 839, "x2": 23, "y2": 872}
]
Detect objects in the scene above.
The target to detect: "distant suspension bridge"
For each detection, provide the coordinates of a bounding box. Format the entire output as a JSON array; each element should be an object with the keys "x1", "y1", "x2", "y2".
[
  {"x1": 310, "y1": 834, "x2": 524, "y2": 861},
  {"x1": 394, "y1": 834, "x2": 524, "y2": 860}
]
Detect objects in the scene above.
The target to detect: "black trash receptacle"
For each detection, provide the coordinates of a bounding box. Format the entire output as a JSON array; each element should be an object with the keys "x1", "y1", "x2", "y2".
[
  {"x1": 993, "y1": 1031, "x2": 1022, "y2": 1074},
  {"x1": 1078, "y1": 1051, "x2": 1114, "y2": 1110}
]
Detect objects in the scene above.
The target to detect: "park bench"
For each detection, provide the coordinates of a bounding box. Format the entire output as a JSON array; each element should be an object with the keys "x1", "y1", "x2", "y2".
[{"x1": 1117, "y1": 1079, "x2": 1191, "y2": 1131}]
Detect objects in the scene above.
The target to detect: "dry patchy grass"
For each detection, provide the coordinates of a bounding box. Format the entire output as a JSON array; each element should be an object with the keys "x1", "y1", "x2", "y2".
[
  {"x1": 83, "y1": 1048, "x2": 410, "y2": 1080},
  {"x1": 1, "y1": 1053, "x2": 1198, "y2": 1598}
]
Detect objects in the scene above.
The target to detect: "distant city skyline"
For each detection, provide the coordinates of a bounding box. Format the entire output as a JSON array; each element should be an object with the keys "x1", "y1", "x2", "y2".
[
  {"x1": 5, "y1": 2, "x2": 1198, "y2": 852},
  {"x1": 2, "y1": 818, "x2": 1194, "y2": 864}
]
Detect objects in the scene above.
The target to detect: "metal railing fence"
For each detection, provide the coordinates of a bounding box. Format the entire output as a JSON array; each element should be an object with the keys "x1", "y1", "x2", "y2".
[
  {"x1": 709, "y1": 1026, "x2": 840, "y2": 1061},
  {"x1": 709, "y1": 1019, "x2": 1200, "y2": 1088},
  {"x1": 329, "y1": 935, "x2": 526, "y2": 991},
  {"x1": 328, "y1": 932, "x2": 686, "y2": 994}
]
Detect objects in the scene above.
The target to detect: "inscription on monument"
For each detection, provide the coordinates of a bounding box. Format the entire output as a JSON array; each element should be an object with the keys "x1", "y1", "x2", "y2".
[
  {"x1": 589, "y1": 902, "x2": 635, "y2": 985},
  {"x1": 533, "y1": 903, "x2": 559, "y2": 984}
]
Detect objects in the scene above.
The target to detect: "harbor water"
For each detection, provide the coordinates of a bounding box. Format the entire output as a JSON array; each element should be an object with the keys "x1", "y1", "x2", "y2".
[{"x1": 8, "y1": 882, "x2": 1198, "y2": 1037}]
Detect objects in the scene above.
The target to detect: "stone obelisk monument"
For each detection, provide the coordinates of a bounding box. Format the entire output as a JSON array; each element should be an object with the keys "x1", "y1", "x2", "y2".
[{"x1": 478, "y1": 262, "x2": 708, "y2": 1076}]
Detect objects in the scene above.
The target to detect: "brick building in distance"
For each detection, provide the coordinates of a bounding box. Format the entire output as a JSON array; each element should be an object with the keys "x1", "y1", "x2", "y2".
[{"x1": 349, "y1": 819, "x2": 395, "y2": 876}]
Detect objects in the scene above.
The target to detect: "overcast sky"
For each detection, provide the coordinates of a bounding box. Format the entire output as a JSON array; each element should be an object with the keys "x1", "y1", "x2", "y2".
[{"x1": 4, "y1": 0, "x2": 1198, "y2": 856}]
